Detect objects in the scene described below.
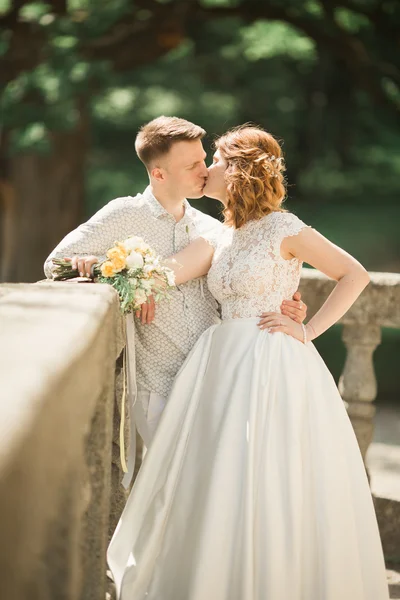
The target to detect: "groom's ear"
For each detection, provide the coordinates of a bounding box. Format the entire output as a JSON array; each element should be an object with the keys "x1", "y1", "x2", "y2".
[{"x1": 151, "y1": 166, "x2": 165, "y2": 182}]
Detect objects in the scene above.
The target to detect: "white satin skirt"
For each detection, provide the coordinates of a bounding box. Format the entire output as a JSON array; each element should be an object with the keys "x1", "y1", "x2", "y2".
[{"x1": 108, "y1": 318, "x2": 389, "y2": 600}]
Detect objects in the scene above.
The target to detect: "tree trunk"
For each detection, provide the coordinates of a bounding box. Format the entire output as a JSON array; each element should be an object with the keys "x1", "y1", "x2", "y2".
[{"x1": 1, "y1": 103, "x2": 89, "y2": 283}]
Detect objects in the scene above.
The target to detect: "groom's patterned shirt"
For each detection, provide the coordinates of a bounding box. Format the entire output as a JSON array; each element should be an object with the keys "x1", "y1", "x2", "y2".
[{"x1": 44, "y1": 187, "x2": 223, "y2": 397}]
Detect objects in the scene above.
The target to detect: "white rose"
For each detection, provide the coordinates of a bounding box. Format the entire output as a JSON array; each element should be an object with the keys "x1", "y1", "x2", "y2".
[
  {"x1": 166, "y1": 269, "x2": 176, "y2": 287},
  {"x1": 134, "y1": 288, "x2": 147, "y2": 306},
  {"x1": 141, "y1": 278, "x2": 155, "y2": 292},
  {"x1": 123, "y1": 236, "x2": 150, "y2": 253},
  {"x1": 143, "y1": 263, "x2": 155, "y2": 275},
  {"x1": 145, "y1": 255, "x2": 159, "y2": 267},
  {"x1": 126, "y1": 251, "x2": 144, "y2": 269}
]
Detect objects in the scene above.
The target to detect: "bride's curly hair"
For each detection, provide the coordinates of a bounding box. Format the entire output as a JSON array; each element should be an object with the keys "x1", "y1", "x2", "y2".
[{"x1": 215, "y1": 125, "x2": 287, "y2": 229}]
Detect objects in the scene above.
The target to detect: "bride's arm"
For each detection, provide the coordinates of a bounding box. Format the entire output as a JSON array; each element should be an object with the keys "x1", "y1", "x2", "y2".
[
  {"x1": 136, "y1": 237, "x2": 215, "y2": 324},
  {"x1": 164, "y1": 237, "x2": 215, "y2": 286},
  {"x1": 260, "y1": 228, "x2": 370, "y2": 341}
]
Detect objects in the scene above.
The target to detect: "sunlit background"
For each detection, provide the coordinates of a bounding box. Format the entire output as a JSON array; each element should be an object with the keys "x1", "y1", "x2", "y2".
[{"x1": 1, "y1": 0, "x2": 399, "y2": 399}]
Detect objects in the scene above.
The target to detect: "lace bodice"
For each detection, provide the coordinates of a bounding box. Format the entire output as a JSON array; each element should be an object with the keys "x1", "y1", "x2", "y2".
[{"x1": 207, "y1": 212, "x2": 310, "y2": 320}]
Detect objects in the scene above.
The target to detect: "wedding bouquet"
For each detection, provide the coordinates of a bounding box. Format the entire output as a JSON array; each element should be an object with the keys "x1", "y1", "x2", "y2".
[{"x1": 52, "y1": 236, "x2": 176, "y2": 314}]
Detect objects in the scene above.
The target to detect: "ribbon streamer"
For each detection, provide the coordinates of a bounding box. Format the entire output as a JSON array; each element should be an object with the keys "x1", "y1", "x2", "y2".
[{"x1": 119, "y1": 345, "x2": 128, "y2": 473}]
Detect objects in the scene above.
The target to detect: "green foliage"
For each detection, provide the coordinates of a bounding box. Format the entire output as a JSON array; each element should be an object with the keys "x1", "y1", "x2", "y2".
[
  {"x1": 19, "y1": 2, "x2": 50, "y2": 21},
  {"x1": 98, "y1": 272, "x2": 136, "y2": 314},
  {"x1": 0, "y1": 0, "x2": 124, "y2": 147},
  {"x1": 0, "y1": 0, "x2": 11, "y2": 14},
  {"x1": 241, "y1": 21, "x2": 317, "y2": 61},
  {"x1": 334, "y1": 8, "x2": 370, "y2": 33}
]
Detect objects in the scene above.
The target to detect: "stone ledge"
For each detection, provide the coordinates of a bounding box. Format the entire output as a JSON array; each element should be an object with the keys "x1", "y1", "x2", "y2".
[
  {"x1": 299, "y1": 269, "x2": 400, "y2": 328},
  {"x1": 0, "y1": 283, "x2": 124, "y2": 471}
]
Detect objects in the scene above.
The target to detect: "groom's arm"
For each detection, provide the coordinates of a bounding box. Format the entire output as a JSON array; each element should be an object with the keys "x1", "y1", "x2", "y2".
[
  {"x1": 280, "y1": 292, "x2": 307, "y2": 323},
  {"x1": 44, "y1": 196, "x2": 138, "y2": 278}
]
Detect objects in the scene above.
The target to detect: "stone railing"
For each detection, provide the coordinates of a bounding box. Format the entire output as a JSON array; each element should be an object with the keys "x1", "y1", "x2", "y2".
[{"x1": 0, "y1": 270, "x2": 399, "y2": 599}]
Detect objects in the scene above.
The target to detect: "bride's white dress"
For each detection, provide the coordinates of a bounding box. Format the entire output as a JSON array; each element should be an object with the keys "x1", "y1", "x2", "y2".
[{"x1": 108, "y1": 211, "x2": 389, "y2": 600}]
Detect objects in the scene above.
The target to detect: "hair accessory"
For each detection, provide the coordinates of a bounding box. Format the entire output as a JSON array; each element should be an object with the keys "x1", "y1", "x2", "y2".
[{"x1": 264, "y1": 153, "x2": 284, "y2": 178}]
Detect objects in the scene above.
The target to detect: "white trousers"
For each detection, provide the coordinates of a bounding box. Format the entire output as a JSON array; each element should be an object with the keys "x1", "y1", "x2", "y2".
[{"x1": 133, "y1": 388, "x2": 167, "y2": 449}]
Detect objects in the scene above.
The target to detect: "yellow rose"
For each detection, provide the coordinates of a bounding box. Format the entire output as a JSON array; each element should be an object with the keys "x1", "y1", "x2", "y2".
[
  {"x1": 116, "y1": 243, "x2": 129, "y2": 257},
  {"x1": 106, "y1": 247, "x2": 127, "y2": 272},
  {"x1": 101, "y1": 261, "x2": 116, "y2": 278},
  {"x1": 111, "y1": 256, "x2": 126, "y2": 272},
  {"x1": 107, "y1": 246, "x2": 126, "y2": 262}
]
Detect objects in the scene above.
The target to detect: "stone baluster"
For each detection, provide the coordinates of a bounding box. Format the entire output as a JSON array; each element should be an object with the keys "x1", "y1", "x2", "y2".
[{"x1": 338, "y1": 324, "x2": 382, "y2": 462}]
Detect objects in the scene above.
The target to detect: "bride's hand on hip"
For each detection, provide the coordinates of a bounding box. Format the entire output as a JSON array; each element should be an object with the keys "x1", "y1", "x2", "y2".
[{"x1": 257, "y1": 312, "x2": 304, "y2": 342}]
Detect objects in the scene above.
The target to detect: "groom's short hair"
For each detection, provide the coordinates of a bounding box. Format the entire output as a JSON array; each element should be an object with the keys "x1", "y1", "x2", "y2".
[{"x1": 135, "y1": 116, "x2": 206, "y2": 167}]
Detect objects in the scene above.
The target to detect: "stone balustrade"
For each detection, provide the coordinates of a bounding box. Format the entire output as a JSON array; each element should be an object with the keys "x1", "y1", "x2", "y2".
[{"x1": 0, "y1": 269, "x2": 399, "y2": 599}]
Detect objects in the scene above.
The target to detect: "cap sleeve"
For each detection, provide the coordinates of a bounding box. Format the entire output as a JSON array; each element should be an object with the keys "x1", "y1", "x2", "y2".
[{"x1": 269, "y1": 212, "x2": 311, "y2": 258}]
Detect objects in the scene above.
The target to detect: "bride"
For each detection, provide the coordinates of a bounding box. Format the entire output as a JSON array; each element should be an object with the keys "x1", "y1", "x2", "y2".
[{"x1": 107, "y1": 125, "x2": 389, "y2": 600}]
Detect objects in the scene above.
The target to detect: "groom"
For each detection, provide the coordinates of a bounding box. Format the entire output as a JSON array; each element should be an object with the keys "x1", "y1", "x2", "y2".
[{"x1": 44, "y1": 116, "x2": 307, "y2": 483}]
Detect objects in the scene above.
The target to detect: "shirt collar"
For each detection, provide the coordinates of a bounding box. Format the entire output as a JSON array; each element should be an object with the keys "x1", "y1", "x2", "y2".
[{"x1": 143, "y1": 186, "x2": 196, "y2": 222}]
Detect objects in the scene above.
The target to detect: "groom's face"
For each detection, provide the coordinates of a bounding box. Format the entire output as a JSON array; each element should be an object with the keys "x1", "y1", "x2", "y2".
[{"x1": 156, "y1": 140, "x2": 209, "y2": 199}]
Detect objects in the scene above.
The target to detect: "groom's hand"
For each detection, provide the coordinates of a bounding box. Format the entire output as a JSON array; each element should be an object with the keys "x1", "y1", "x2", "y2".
[
  {"x1": 68, "y1": 255, "x2": 99, "y2": 278},
  {"x1": 280, "y1": 291, "x2": 307, "y2": 323},
  {"x1": 136, "y1": 295, "x2": 155, "y2": 324}
]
